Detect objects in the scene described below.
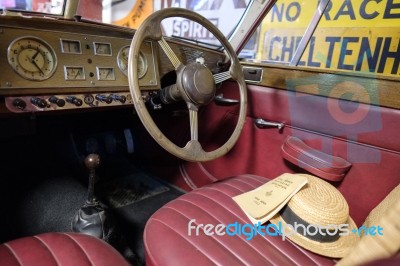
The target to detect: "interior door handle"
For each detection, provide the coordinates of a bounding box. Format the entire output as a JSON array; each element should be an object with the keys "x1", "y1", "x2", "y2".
[
  {"x1": 255, "y1": 118, "x2": 285, "y2": 131},
  {"x1": 214, "y1": 93, "x2": 239, "y2": 106}
]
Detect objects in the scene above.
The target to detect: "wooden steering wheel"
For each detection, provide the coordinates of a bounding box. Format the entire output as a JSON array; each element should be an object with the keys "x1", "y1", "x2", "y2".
[{"x1": 128, "y1": 8, "x2": 247, "y2": 162}]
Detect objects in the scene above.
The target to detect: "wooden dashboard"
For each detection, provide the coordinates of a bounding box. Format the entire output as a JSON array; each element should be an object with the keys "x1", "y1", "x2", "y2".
[{"x1": 0, "y1": 15, "x2": 225, "y2": 114}]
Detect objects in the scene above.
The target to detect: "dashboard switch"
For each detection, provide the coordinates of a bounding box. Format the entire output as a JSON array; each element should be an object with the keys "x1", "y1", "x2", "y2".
[
  {"x1": 49, "y1": 96, "x2": 66, "y2": 107},
  {"x1": 66, "y1": 96, "x2": 83, "y2": 106},
  {"x1": 84, "y1": 94, "x2": 94, "y2": 105},
  {"x1": 31, "y1": 97, "x2": 48, "y2": 108},
  {"x1": 12, "y1": 98, "x2": 27, "y2": 110},
  {"x1": 95, "y1": 94, "x2": 112, "y2": 104},
  {"x1": 111, "y1": 94, "x2": 126, "y2": 103}
]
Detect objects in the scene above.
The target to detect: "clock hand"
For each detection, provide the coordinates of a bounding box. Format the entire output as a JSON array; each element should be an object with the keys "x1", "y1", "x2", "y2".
[
  {"x1": 32, "y1": 60, "x2": 45, "y2": 75},
  {"x1": 32, "y1": 49, "x2": 40, "y2": 60},
  {"x1": 27, "y1": 55, "x2": 44, "y2": 75}
]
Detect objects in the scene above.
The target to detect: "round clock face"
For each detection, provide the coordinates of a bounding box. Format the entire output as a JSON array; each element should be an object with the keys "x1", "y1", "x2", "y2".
[
  {"x1": 117, "y1": 45, "x2": 147, "y2": 78},
  {"x1": 7, "y1": 36, "x2": 57, "y2": 81}
]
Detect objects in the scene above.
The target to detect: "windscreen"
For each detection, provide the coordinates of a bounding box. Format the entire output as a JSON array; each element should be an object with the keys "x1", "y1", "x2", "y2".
[{"x1": 0, "y1": 0, "x2": 64, "y2": 15}]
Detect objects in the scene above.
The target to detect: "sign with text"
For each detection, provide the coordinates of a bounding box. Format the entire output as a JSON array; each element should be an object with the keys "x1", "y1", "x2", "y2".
[
  {"x1": 258, "y1": 0, "x2": 400, "y2": 77},
  {"x1": 155, "y1": 0, "x2": 249, "y2": 45}
]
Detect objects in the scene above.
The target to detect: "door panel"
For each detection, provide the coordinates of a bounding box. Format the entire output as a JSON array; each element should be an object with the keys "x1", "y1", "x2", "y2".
[{"x1": 182, "y1": 81, "x2": 400, "y2": 226}]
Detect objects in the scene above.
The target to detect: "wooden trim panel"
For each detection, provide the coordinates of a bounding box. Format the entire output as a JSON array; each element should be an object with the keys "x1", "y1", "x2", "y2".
[{"x1": 242, "y1": 62, "x2": 400, "y2": 110}]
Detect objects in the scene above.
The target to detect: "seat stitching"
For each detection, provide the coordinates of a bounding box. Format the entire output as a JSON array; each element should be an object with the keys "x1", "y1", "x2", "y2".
[
  {"x1": 193, "y1": 192, "x2": 306, "y2": 265},
  {"x1": 237, "y1": 174, "x2": 267, "y2": 184},
  {"x1": 213, "y1": 176, "x2": 265, "y2": 190},
  {"x1": 207, "y1": 175, "x2": 266, "y2": 192},
  {"x1": 60, "y1": 233, "x2": 93, "y2": 266},
  {"x1": 33, "y1": 236, "x2": 60, "y2": 265},
  {"x1": 162, "y1": 204, "x2": 262, "y2": 263},
  {"x1": 3, "y1": 243, "x2": 22, "y2": 266},
  {"x1": 215, "y1": 181, "x2": 256, "y2": 192},
  {"x1": 202, "y1": 184, "x2": 246, "y2": 196},
  {"x1": 235, "y1": 175, "x2": 266, "y2": 185},
  {"x1": 190, "y1": 189, "x2": 313, "y2": 265},
  {"x1": 176, "y1": 196, "x2": 280, "y2": 262},
  {"x1": 150, "y1": 216, "x2": 242, "y2": 266},
  {"x1": 164, "y1": 200, "x2": 273, "y2": 265},
  {"x1": 214, "y1": 176, "x2": 326, "y2": 265}
]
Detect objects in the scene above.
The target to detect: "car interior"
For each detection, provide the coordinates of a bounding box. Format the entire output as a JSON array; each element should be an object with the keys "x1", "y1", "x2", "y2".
[{"x1": 0, "y1": 0, "x2": 399, "y2": 265}]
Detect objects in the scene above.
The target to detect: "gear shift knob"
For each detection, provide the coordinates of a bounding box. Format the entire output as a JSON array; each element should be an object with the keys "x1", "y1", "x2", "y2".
[
  {"x1": 72, "y1": 153, "x2": 117, "y2": 242},
  {"x1": 84, "y1": 154, "x2": 101, "y2": 170}
]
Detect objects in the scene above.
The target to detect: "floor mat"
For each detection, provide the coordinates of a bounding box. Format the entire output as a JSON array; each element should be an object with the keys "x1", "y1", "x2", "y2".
[
  {"x1": 97, "y1": 172, "x2": 170, "y2": 208},
  {"x1": 96, "y1": 172, "x2": 184, "y2": 263}
]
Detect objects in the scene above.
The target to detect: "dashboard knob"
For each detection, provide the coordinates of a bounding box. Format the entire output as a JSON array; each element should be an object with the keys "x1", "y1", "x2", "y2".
[
  {"x1": 12, "y1": 98, "x2": 27, "y2": 110},
  {"x1": 31, "y1": 97, "x2": 48, "y2": 108},
  {"x1": 95, "y1": 94, "x2": 112, "y2": 104},
  {"x1": 84, "y1": 94, "x2": 94, "y2": 105},
  {"x1": 66, "y1": 96, "x2": 83, "y2": 106},
  {"x1": 111, "y1": 94, "x2": 126, "y2": 103},
  {"x1": 49, "y1": 96, "x2": 66, "y2": 107}
]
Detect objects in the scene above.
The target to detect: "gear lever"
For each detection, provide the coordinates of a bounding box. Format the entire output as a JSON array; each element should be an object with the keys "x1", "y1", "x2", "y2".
[
  {"x1": 72, "y1": 153, "x2": 116, "y2": 242},
  {"x1": 85, "y1": 153, "x2": 100, "y2": 204}
]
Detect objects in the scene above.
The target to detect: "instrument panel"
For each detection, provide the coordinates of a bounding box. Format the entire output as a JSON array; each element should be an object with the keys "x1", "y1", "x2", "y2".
[
  {"x1": 0, "y1": 16, "x2": 226, "y2": 114},
  {"x1": 0, "y1": 27, "x2": 159, "y2": 91}
]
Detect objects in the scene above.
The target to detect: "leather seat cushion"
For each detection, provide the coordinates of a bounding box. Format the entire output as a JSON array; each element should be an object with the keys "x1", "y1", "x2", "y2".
[
  {"x1": 0, "y1": 232, "x2": 129, "y2": 266},
  {"x1": 144, "y1": 174, "x2": 337, "y2": 265}
]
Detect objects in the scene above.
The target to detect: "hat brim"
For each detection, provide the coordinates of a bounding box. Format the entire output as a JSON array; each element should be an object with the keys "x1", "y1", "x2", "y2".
[{"x1": 269, "y1": 214, "x2": 359, "y2": 258}]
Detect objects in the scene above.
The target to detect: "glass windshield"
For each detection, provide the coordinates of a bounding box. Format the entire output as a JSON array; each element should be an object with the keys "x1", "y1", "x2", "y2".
[
  {"x1": 104, "y1": 0, "x2": 250, "y2": 46},
  {"x1": 244, "y1": 0, "x2": 400, "y2": 78},
  {"x1": 0, "y1": 0, "x2": 251, "y2": 47},
  {"x1": 1, "y1": 0, "x2": 251, "y2": 47},
  {"x1": 0, "y1": 0, "x2": 64, "y2": 15}
]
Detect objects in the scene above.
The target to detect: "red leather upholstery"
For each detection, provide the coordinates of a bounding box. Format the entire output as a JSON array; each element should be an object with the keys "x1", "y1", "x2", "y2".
[
  {"x1": 0, "y1": 232, "x2": 129, "y2": 266},
  {"x1": 144, "y1": 175, "x2": 336, "y2": 266},
  {"x1": 281, "y1": 136, "x2": 352, "y2": 181}
]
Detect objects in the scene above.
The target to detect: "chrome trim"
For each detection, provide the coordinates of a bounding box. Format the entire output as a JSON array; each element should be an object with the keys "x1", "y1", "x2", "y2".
[
  {"x1": 290, "y1": 0, "x2": 330, "y2": 66},
  {"x1": 228, "y1": 0, "x2": 277, "y2": 53},
  {"x1": 255, "y1": 118, "x2": 284, "y2": 131}
]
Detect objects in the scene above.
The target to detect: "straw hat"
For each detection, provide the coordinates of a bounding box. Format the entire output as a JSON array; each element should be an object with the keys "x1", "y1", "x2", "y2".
[{"x1": 270, "y1": 174, "x2": 360, "y2": 258}]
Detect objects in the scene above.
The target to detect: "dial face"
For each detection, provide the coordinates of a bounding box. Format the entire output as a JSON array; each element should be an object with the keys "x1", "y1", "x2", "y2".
[
  {"x1": 94, "y1": 42, "x2": 112, "y2": 56},
  {"x1": 64, "y1": 66, "x2": 85, "y2": 80},
  {"x1": 7, "y1": 37, "x2": 57, "y2": 81},
  {"x1": 117, "y1": 46, "x2": 147, "y2": 78},
  {"x1": 97, "y1": 67, "x2": 115, "y2": 80},
  {"x1": 61, "y1": 39, "x2": 81, "y2": 54}
]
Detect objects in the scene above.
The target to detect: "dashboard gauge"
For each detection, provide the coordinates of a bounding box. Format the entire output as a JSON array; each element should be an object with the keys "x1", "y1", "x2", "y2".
[
  {"x1": 117, "y1": 46, "x2": 129, "y2": 76},
  {"x1": 7, "y1": 36, "x2": 57, "y2": 81},
  {"x1": 117, "y1": 45, "x2": 147, "y2": 78},
  {"x1": 64, "y1": 66, "x2": 85, "y2": 80},
  {"x1": 94, "y1": 42, "x2": 112, "y2": 56},
  {"x1": 61, "y1": 39, "x2": 81, "y2": 54},
  {"x1": 97, "y1": 67, "x2": 115, "y2": 80},
  {"x1": 137, "y1": 51, "x2": 148, "y2": 78}
]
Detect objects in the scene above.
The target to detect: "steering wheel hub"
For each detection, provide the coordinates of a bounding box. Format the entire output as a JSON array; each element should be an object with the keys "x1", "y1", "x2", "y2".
[{"x1": 180, "y1": 62, "x2": 216, "y2": 105}]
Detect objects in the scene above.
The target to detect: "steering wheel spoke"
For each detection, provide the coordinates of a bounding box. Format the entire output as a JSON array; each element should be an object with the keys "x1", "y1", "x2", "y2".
[
  {"x1": 188, "y1": 104, "x2": 199, "y2": 141},
  {"x1": 214, "y1": 71, "x2": 232, "y2": 84},
  {"x1": 158, "y1": 37, "x2": 182, "y2": 69}
]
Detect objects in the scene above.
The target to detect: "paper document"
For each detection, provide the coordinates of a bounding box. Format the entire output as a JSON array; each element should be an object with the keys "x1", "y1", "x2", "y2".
[{"x1": 233, "y1": 173, "x2": 308, "y2": 224}]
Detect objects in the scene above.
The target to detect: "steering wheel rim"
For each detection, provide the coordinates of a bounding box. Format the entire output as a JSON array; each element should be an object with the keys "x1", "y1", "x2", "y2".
[{"x1": 128, "y1": 8, "x2": 247, "y2": 162}]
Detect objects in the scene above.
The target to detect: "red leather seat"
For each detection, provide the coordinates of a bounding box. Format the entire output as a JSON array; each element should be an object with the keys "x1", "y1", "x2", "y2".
[
  {"x1": 0, "y1": 232, "x2": 129, "y2": 266},
  {"x1": 144, "y1": 175, "x2": 337, "y2": 265}
]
